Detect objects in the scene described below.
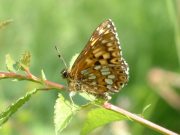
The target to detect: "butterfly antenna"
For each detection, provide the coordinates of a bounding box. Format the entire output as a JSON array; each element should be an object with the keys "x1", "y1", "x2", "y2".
[{"x1": 55, "y1": 46, "x2": 68, "y2": 69}]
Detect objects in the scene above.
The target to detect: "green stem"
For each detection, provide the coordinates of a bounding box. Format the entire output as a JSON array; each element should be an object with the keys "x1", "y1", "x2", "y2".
[{"x1": 166, "y1": 0, "x2": 180, "y2": 65}]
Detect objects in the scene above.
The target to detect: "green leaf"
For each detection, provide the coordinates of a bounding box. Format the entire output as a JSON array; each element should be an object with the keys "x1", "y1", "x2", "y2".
[
  {"x1": 81, "y1": 108, "x2": 128, "y2": 135},
  {"x1": 41, "y1": 69, "x2": 47, "y2": 81},
  {"x1": 0, "y1": 89, "x2": 38, "y2": 126},
  {"x1": 79, "y1": 92, "x2": 96, "y2": 102},
  {"x1": 18, "y1": 51, "x2": 31, "y2": 70},
  {"x1": 141, "y1": 104, "x2": 151, "y2": 116},
  {"x1": 54, "y1": 93, "x2": 79, "y2": 135},
  {"x1": 5, "y1": 54, "x2": 16, "y2": 72}
]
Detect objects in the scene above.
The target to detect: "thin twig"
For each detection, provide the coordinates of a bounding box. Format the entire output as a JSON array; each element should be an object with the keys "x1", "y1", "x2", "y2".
[
  {"x1": 104, "y1": 102, "x2": 179, "y2": 135},
  {"x1": 0, "y1": 70, "x2": 179, "y2": 135},
  {"x1": 0, "y1": 71, "x2": 64, "y2": 90}
]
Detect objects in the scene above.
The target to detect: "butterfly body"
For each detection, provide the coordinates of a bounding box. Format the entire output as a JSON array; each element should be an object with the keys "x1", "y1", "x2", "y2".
[{"x1": 62, "y1": 19, "x2": 129, "y2": 99}]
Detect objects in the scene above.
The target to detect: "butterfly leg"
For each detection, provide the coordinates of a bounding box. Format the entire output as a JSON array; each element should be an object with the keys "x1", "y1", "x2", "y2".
[{"x1": 69, "y1": 91, "x2": 76, "y2": 106}]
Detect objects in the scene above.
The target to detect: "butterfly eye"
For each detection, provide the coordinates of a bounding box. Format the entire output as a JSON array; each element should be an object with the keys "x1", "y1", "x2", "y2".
[{"x1": 61, "y1": 69, "x2": 68, "y2": 78}]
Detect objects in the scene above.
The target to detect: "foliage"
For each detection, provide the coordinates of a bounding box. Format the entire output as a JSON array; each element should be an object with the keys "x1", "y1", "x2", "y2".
[
  {"x1": 0, "y1": 0, "x2": 180, "y2": 134},
  {"x1": 0, "y1": 89, "x2": 37, "y2": 126},
  {"x1": 54, "y1": 94, "x2": 79, "y2": 134},
  {"x1": 81, "y1": 108, "x2": 127, "y2": 135}
]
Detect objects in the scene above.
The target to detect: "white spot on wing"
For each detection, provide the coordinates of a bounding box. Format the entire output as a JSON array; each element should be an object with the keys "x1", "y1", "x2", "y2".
[
  {"x1": 101, "y1": 71, "x2": 111, "y2": 75},
  {"x1": 88, "y1": 75, "x2": 96, "y2": 79},
  {"x1": 99, "y1": 29, "x2": 104, "y2": 34},
  {"x1": 108, "y1": 75, "x2": 115, "y2": 79},
  {"x1": 94, "y1": 65, "x2": 101, "y2": 70},
  {"x1": 105, "y1": 78, "x2": 113, "y2": 85},
  {"x1": 101, "y1": 67, "x2": 109, "y2": 72},
  {"x1": 81, "y1": 69, "x2": 89, "y2": 75}
]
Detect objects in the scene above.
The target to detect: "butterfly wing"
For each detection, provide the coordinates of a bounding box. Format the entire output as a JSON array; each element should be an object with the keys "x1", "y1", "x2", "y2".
[{"x1": 69, "y1": 19, "x2": 129, "y2": 96}]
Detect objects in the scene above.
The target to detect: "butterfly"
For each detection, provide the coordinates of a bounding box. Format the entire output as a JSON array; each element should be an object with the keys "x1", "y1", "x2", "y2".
[{"x1": 61, "y1": 19, "x2": 129, "y2": 99}]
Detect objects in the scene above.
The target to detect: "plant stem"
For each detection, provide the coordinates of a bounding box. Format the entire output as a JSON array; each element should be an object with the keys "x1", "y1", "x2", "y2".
[
  {"x1": 104, "y1": 102, "x2": 179, "y2": 135},
  {"x1": 166, "y1": 0, "x2": 180, "y2": 65},
  {"x1": 0, "y1": 71, "x2": 64, "y2": 90},
  {"x1": 0, "y1": 71, "x2": 179, "y2": 135}
]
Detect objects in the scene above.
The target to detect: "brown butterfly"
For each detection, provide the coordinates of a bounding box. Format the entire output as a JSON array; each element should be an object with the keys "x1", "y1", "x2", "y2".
[{"x1": 61, "y1": 19, "x2": 129, "y2": 99}]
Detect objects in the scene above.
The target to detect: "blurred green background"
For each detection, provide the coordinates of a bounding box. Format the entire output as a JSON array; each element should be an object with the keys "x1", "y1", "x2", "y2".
[{"x1": 0, "y1": 0, "x2": 180, "y2": 135}]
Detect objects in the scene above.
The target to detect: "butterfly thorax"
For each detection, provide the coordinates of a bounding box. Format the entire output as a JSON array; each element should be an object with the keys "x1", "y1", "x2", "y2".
[
  {"x1": 61, "y1": 68, "x2": 106, "y2": 97},
  {"x1": 61, "y1": 68, "x2": 82, "y2": 92}
]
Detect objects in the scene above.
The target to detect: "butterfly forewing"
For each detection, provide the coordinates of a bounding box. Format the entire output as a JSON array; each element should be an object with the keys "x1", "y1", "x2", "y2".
[{"x1": 67, "y1": 19, "x2": 129, "y2": 98}]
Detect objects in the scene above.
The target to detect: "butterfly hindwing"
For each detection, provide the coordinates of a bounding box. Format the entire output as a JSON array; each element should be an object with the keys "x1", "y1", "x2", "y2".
[{"x1": 66, "y1": 19, "x2": 129, "y2": 98}]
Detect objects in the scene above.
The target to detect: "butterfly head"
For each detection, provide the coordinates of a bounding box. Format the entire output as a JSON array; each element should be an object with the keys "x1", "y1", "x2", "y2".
[{"x1": 61, "y1": 68, "x2": 69, "y2": 78}]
